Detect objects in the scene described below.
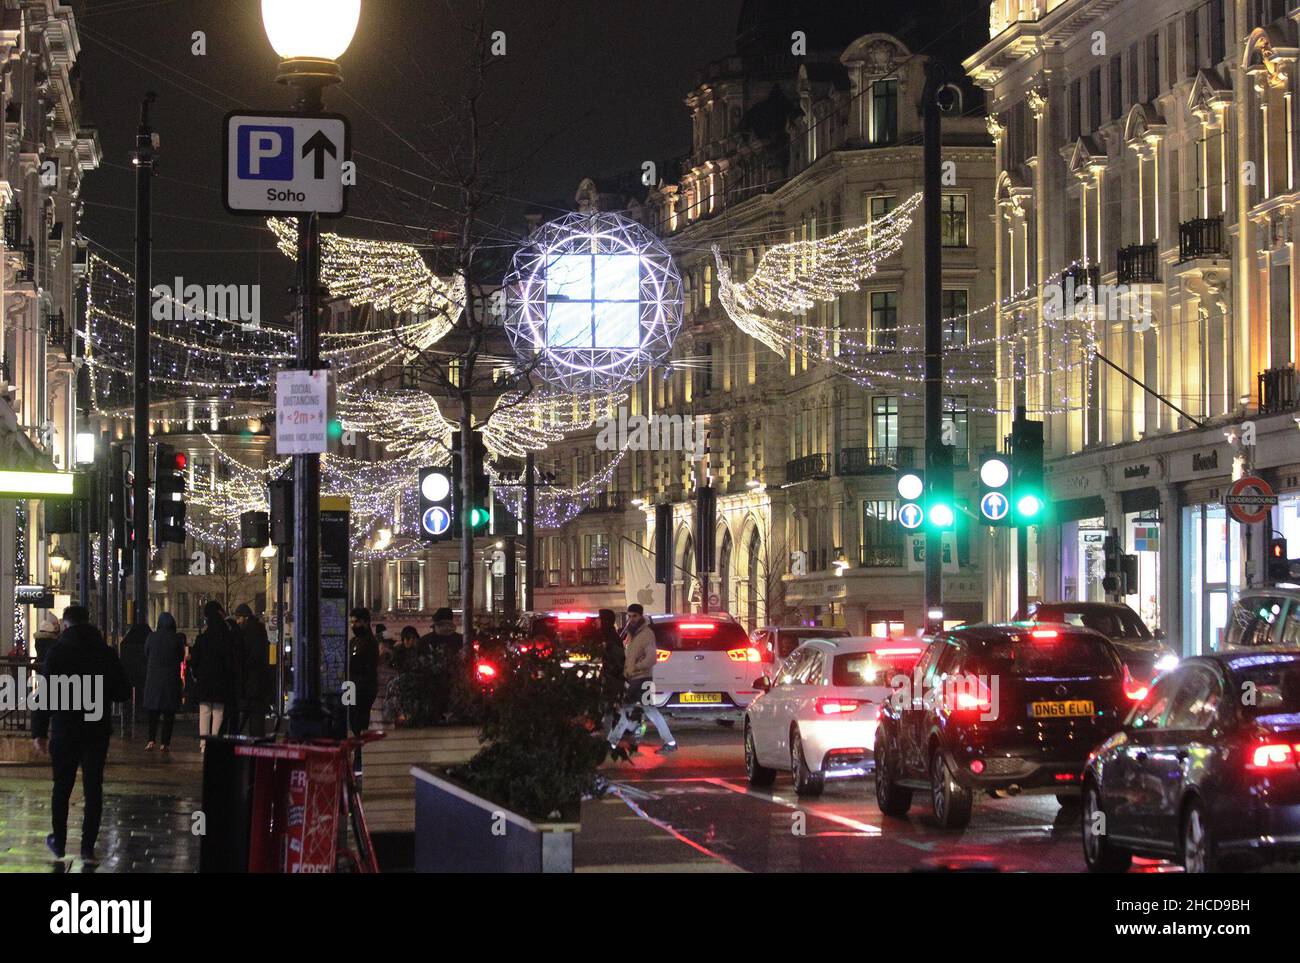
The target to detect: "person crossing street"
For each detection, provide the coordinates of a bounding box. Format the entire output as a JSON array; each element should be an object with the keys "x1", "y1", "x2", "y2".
[{"x1": 607, "y1": 604, "x2": 676, "y2": 754}]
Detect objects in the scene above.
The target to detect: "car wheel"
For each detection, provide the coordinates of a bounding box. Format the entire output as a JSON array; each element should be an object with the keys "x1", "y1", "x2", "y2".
[
  {"x1": 930, "y1": 750, "x2": 972, "y2": 830},
  {"x1": 1181, "y1": 799, "x2": 1219, "y2": 873},
  {"x1": 1081, "y1": 782, "x2": 1132, "y2": 873},
  {"x1": 744, "y1": 721, "x2": 776, "y2": 787},
  {"x1": 874, "y1": 732, "x2": 912, "y2": 817},
  {"x1": 716, "y1": 719, "x2": 736, "y2": 728},
  {"x1": 791, "y1": 729, "x2": 824, "y2": 797}
]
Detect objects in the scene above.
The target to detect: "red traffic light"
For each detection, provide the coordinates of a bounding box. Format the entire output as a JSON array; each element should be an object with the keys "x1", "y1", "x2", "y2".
[{"x1": 173, "y1": 452, "x2": 188, "y2": 471}]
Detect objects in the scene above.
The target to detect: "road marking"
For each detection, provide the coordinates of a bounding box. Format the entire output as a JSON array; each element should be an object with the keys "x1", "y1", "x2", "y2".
[
  {"x1": 607, "y1": 786, "x2": 745, "y2": 871},
  {"x1": 705, "y1": 778, "x2": 883, "y2": 836}
]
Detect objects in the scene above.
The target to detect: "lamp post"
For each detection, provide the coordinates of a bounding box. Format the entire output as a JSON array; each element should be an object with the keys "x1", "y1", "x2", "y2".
[
  {"x1": 74, "y1": 431, "x2": 95, "y2": 608},
  {"x1": 261, "y1": 0, "x2": 360, "y2": 739}
]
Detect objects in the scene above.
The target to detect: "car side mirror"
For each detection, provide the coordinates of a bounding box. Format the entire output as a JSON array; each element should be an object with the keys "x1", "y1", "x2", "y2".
[{"x1": 753, "y1": 675, "x2": 771, "y2": 692}]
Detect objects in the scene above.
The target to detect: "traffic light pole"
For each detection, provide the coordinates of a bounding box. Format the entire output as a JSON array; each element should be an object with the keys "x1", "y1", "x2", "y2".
[
  {"x1": 524, "y1": 452, "x2": 535, "y2": 613},
  {"x1": 98, "y1": 433, "x2": 110, "y2": 631},
  {"x1": 922, "y1": 61, "x2": 946, "y2": 632},
  {"x1": 131, "y1": 93, "x2": 156, "y2": 627},
  {"x1": 1015, "y1": 405, "x2": 1028, "y2": 616}
]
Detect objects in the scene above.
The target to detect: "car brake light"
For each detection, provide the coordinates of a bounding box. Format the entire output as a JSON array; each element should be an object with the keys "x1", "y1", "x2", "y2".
[
  {"x1": 474, "y1": 661, "x2": 498, "y2": 683},
  {"x1": 656, "y1": 649, "x2": 671, "y2": 662},
  {"x1": 954, "y1": 692, "x2": 988, "y2": 711},
  {"x1": 1248, "y1": 743, "x2": 1298, "y2": 770},
  {"x1": 875, "y1": 646, "x2": 923, "y2": 657},
  {"x1": 815, "y1": 698, "x2": 861, "y2": 715},
  {"x1": 679, "y1": 622, "x2": 716, "y2": 631},
  {"x1": 1122, "y1": 665, "x2": 1149, "y2": 701},
  {"x1": 1030, "y1": 629, "x2": 1058, "y2": 640},
  {"x1": 727, "y1": 647, "x2": 763, "y2": 663},
  {"x1": 555, "y1": 612, "x2": 591, "y2": 622}
]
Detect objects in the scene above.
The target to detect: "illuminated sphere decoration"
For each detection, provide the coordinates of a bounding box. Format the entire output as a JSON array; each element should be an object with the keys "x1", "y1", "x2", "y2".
[{"x1": 503, "y1": 211, "x2": 684, "y2": 394}]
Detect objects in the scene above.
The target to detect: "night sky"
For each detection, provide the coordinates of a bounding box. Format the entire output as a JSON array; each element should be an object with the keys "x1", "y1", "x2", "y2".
[{"x1": 77, "y1": 0, "x2": 744, "y2": 319}]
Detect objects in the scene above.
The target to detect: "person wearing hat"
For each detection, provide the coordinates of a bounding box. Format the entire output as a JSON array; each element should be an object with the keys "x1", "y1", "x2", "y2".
[
  {"x1": 349, "y1": 607, "x2": 380, "y2": 736},
  {"x1": 233, "y1": 603, "x2": 273, "y2": 737},
  {"x1": 420, "y1": 607, "x2": 463, "y2": 660}
]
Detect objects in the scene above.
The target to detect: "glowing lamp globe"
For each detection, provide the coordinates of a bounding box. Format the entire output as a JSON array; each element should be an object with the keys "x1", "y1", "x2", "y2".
[
  {"x1": 1017, "y1": 494, "x2": 1043, "y2": 518},
  {"x1": 504, "y1": 211, "x2": 684, "y2": 393},
  {"x1": 262, "y1": 0, "x2": 361, "y2": 61},
  {"x1": 928, "y1": 503, "x2": 955, "y2": 529}
]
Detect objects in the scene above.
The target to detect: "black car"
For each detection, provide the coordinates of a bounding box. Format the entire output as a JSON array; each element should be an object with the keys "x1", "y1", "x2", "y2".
[
  {"x1": 1081, "y1": 650, "x2": 1300, "y2": 873},
  {"x1": 874, "y1": 623, "x2": 1130, "y2": 829},
  {"x1": 1016, "y1": 601, "x2": 1178, "y2": 687}
]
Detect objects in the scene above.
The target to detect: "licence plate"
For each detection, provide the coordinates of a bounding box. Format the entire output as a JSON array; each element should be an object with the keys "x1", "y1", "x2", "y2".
[
  {"x1": 1030, "y1": 699, "x2": 1095, "y2": 719},
  {"x1": 567, "y1": 652, "x2": 592, "y2": 662},
  {"x1": 678, "y1": 692, "x2": 723, "y2": 704}
]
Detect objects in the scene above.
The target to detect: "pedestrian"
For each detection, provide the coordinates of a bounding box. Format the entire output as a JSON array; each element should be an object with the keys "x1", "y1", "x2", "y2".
[
  {"x1": 33, "y1": 616, "x2": 60, "y2": 661},
  {"x1": 388, "y1": 624, "x2": 427, "y2": 675},
  {"x1": 596, "y1": 608, "x2": 625, "y2": 712},
  {"x1": 119, "y1": 621, "x2": 150, "y2": 722},
  {"x1": 420, "y1": 607, "x2": 463, "y2": 660},
  {"x1": 190, "y1": 601, "x2": 239, "y2": 751},
  {"x1": 31, "y1": 605, "x2": 132, "y2": 863},
  {"x1": 607, "y1": 604, "x2": 676, "y2": 753},
  {"x1": 142, "y1": 612, "x2": 185, "y2": 752},
  {"x1": 349, "y1": 607, "x2": 380, "y2": 736},
  {"x1": 233, "y1": 603, "x2": 272, "y2": 737}
]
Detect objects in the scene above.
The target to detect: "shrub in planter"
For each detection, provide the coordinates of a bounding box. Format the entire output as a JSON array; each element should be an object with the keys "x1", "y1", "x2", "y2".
[
  {"x1": 451, "y1": 648, "x2": 613, "y2": 822},
  {"x1": 383, "y1": 649, "x2": 489, "y2": 728}
]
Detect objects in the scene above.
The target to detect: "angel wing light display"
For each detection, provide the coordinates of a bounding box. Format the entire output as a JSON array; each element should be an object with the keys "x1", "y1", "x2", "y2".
[{"x1": 713, "y1": 191, "x2": 921, "y2": 354}]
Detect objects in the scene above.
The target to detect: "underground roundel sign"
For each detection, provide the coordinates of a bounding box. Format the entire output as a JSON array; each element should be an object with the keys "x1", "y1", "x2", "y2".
[{"x1": 1225, "y1": 475, "x2": 1277, "y2": 525}]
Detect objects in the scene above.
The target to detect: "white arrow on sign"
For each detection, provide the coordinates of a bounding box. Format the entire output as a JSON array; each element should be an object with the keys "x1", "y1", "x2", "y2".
[{"x1": 224, "y1": 112, "x2": 351, "y2": 217}]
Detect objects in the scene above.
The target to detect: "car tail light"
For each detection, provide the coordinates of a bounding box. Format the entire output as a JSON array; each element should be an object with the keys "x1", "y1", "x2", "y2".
[
  {"x1": 679, "y1": 622, "x2": 717, "y2": 632},
  {"x1": 555, "y1": 612, "x2": 591, "y2": 622},
  {"x1": 474, "y1": 661, "x2": 499, "y2": 684},
  {"x1": 815, "y1": 698, "x2": 861, "y2": 715},
  {"x1": 1122, "y1": 665, "x2": 1149, "y2": 701},
  {"x1": 875, "y1": 646, "x2": 923, "y2": 658},
  {"x1": 1247, "y1": 743, "x2": 1299, "y2": 771},
  {"x1": 656, "y1": 649, "x2": 671, "y2": 662},
  {"x1": 969, "y1": 759, "x2": 985, "y2": 774},
  {"x1": 1054, "y1": 772, "x2": 1078, "y2": 783},
  {"x1": 727, "y1": 646, "x2": 763, "y2": 663},
  {"x1": 1030, "y1": 629, "x2": 1058, "y2": 640}
]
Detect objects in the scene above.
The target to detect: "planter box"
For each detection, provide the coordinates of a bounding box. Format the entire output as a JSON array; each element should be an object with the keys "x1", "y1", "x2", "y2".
[
  {"x1": 411, "y1": 765, "x2": 579, "y2": 873},
  {"x1": 362, "y1": 726, "x2": 481, "y2": 834}
]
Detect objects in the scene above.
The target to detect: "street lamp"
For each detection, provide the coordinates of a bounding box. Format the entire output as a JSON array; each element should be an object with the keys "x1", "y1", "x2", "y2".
[
  {"x1": 74, "y1": 431, "x2": 96, "y2": 468},
  {"x1": 49, "y1": 546, "x2": 71, "y2": 588},
  {"x1": 261, "y1": 0, "x2": 361, "y2": 740}
]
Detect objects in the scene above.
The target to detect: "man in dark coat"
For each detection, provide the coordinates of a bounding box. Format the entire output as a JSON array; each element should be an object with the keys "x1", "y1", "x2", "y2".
[
  {"x1": 143, "y1": 612, "x2": 185, "y2": 751},
  {"x1": 233, "y1": 603, "x2": 273, "y2": 737},
  {"x1": 31, "y1": 605, "x2": 132, "y2": 862},
  {"x1": 420, "y1": 607, "x2": 463, "y2": 659},
  {"x1": 348, "y1": 607, "x2": 379, "y2": 736}
]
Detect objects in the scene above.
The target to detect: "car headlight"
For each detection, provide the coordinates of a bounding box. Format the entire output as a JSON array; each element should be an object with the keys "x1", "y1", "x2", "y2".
[{"x1": 1154, "y1": 653, "x2": 1180, "y2": 673}]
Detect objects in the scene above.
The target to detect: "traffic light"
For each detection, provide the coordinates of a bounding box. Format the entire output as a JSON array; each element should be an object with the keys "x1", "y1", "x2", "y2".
[
  {"x1": 269, "y1": 476, "x2": 293, "y2": 547},
  {"x1": 655, "y1": 503, "x2": 673, "y2": 583},
  {"x1": 418, "y1": 466, "x2": 454, "y2": 542},
  {"x1": 154, "y1": 442, "x2": 187, "y2": 543},
  {"x1": 1011, "y1": 418, "x2": 1044, "y2": 524},
  {"x1": 925, "y1": 451, "x2": 955, "y2": 531},
  {"x1": 1269, "y1": 536, "x2": 1290, "y2": 582},
  {"x1": 895, "y1": 468, "x2": 925, "y2": 532},
  {"x1": 451, "y1": 430, "x2": 491, "y2": 535},
  {"x1": 977, "y1": 453, "x2": 1013, "y2": 526},
  {"x1": 1102, "y1": 529, "x2": 1122, "y2": 595},
  {"x1": 240, "y1": 511, "x2": 269, "y2": 549},
  {"x1": 695, "y1": 485, "x2": 717, "y2": 574}
]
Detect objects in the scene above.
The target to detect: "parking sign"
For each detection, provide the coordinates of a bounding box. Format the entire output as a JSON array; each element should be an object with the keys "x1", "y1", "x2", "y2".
[{"x1": 224, "y1": 111, "x2": 350, "y2": 216}]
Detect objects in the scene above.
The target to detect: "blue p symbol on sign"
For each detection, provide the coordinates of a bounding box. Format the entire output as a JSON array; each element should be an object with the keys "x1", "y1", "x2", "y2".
[{"x1": 238, "y1": 125, "x2": 295, "y2": 180}]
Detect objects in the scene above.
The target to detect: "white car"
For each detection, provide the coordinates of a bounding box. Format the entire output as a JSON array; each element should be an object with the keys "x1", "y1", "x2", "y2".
[
  {"x1": 743, "y1": 636, "x2": 925, "y2": 796},
  {"x1": 647, "y1": 614, "x2": 770, "y2": 721}
]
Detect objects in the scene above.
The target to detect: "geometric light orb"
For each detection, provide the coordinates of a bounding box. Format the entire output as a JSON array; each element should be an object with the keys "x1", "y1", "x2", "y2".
[{"x1": 504, "y1": 210, "x2": 683, "y2": 394}]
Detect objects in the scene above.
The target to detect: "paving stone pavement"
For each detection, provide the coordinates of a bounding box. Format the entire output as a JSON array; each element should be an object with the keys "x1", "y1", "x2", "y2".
[{"x1": 0, "y1": 711, "x2": 207, "y2": 873}]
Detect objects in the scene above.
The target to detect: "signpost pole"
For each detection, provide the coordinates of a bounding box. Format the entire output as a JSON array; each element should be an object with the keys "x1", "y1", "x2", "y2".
[{"x1": 131, "y1": 94, "x2": 156, "y2": 628}]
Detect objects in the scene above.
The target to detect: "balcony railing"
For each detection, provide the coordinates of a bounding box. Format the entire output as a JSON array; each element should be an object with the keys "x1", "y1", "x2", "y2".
[
  {"x1": 837, "y1": 446, "x2": 914, "y2": 476},
  {"x1": 1259, "y1": 365, "x2": 1298, "y2": 414},
  {"x1": 1116, "y1": 243, "x2": 1159, "y2": 284},
  {"x1": 581, "y1": 492, "x2": 626, "y2": 514},
  {"x1": 786, "y1": 453, "x2": 831, "y2": 483},
  {"x1": 3, "y1": 204, "x2": 21, "y2": 249},
  {"x1": 1179, "y1": 216, "x2": 1224, "y2": 261},
  {"x1": 859, "y1": 545, "x2": 904, "y2": 568},
  {"x1": 1, "y1": 657, "x2": 35, "y2": 731},
  {"x1": 1059, "y1": 264, "x2": 1100, "y2": 293}
]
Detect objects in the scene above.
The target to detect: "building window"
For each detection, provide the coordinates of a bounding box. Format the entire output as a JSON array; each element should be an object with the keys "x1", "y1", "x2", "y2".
[
  {"x1": 943, "y1": 395, "x2": 969, "y2": 461},
  {"x1": 942, "y1": 289, "x2": 968, "y2": 347},
  {"x1": 447, "y1": 560, "x2": 461, "y2": 601},
  {"x1": 1209, "y1": 0, "x2": 1225, "y2": 65},
  {"x1": 940, "y1": 194, "x2": 968, "y2": 247},
  {"x1": 1088, "y1": 67, "x2": 1102, "y2": 132},
  {"x1": 583, "y1": 533, "x2": 610, "y2": 585},
  {"x1": 870, "y1": 291, "x2": 898, "y2": 350},
  {"x1": 872, "y1": 396, "x2": 899, "y2": 450},
  {"x1": 861, "y1": 499, "x2": 902, "y2": 566},
  {"x1": 1146, "y1": 32, "x2": 1160, "y2": 101},
  {"x1": 1109, "y1": 55, "x2": 1123, "y2": 121},
  {"x1": 869, "y1": 79, "x2": 897, "y2": 145},
  {"x1": 1069, "y1": 78, "x2": 1082, "y2": 140},
  {"x1": 398, "y1": 560, "x2": 420, "y2": 611}
]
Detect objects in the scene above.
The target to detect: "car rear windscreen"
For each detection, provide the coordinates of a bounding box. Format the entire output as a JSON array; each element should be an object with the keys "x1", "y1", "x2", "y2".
[
  {"x1": 1231, "y1": 655, "x2": 1300, "y2": 718},
  {"x1": 652, "y1": 621, "x2": 750, "y2": 651},
  {"x1": 969, "y1": 634, "x2": 1119, "y2": 676},
  {"x1": 1036, "y1": 607, "x2": 1150, "y2": 639},
  {"x1": 833, "y1": 651, "x2": 920, "y2": 687}
]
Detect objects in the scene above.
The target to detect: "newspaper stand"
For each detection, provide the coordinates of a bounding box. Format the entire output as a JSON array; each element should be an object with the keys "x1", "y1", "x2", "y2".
[{"x1": 239, "y1": 732, "x2": 382, "y2": 873}]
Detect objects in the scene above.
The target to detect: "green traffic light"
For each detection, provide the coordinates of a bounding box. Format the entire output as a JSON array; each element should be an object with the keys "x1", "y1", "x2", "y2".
[
  {"x1": 327, "y1": 419, "x2": 344, "y2": 440},
  {"x1": 928, "y1": 502, "x2": 955, "y2": 529},
  {"x1": 469, "y1": 506, "x2": 491, "y2": 529},
  {"x1": 1016, "y1": 493, "x2": 1043, "y2": 519}
]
